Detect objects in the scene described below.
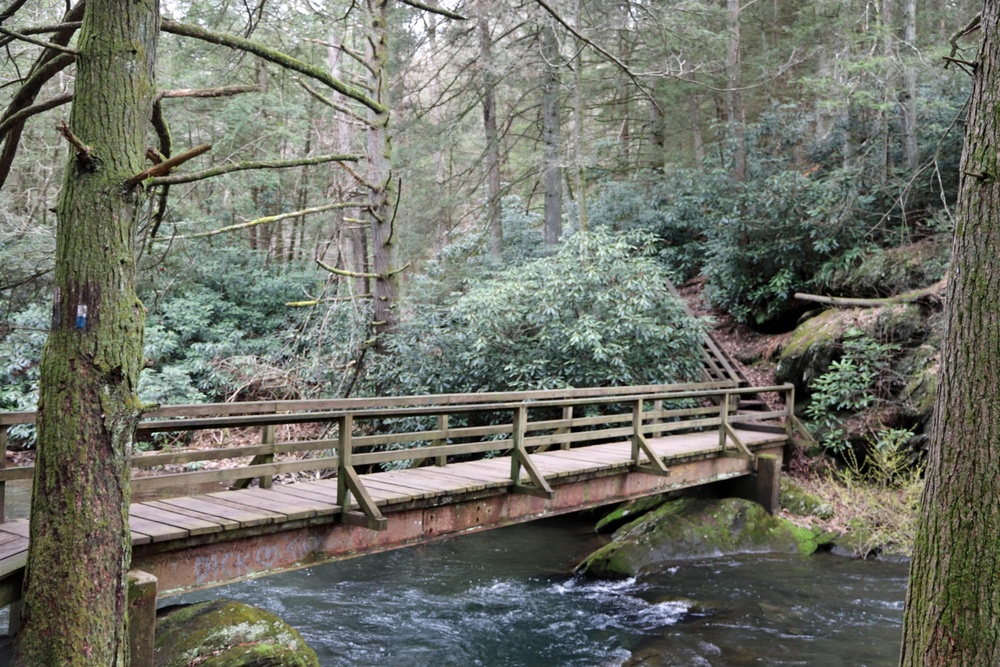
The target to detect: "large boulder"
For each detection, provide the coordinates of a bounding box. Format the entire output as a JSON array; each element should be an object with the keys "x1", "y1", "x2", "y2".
[
  {"x1": 154, "y1": 599, "x2": 319, "y2": 667},
  {"x1": 576, "y1": 498, "x2": 826, "y2": 579},
  {"x1": 775, "y1": 309, "x2": 860, "y2": 398}
]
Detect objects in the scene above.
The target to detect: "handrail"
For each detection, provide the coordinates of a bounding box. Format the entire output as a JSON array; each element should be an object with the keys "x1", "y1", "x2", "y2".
[{"x1": 0, "y1": 382, "x2": 795, "y2": 523}]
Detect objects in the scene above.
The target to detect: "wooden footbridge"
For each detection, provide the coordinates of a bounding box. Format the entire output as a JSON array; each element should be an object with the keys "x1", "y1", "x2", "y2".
[{"x1": 0, "y1": 376, "x2": 806, "y2": 610}]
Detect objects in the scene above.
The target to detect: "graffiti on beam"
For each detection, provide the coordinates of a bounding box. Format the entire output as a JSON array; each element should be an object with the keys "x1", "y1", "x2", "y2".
[{"x1": 193, "y1": 534, "x2": 323, "y2": 584}]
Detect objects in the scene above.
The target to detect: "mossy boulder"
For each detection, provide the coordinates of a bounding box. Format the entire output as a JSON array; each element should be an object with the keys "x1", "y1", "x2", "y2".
[
  {"x1": 775, "y1": 309, "x2": 860, "y2": 398},
  {"x1": 576, "y1": 498, "x2": 826, "y2": 578},
  {"x1": 780, "y1": 479, "x2": 834, "y2": 519},
  {"x1": 898, "y1": 343, "x2": 940, "y2": 426},
  {"x1": 595, "y1": 494, "x2": 671, "y2": 534},
  {"x1": 154, "y1": 599, "x2": 319, "y2": 667}
]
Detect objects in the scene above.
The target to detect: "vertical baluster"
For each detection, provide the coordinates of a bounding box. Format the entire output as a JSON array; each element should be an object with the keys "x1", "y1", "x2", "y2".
[
  {"x1": 0, "y1": 424, "x2": 7, "y2": 523},
  {"x1": 631, "y1": 400, "x2": 643, "y2": 465},
  {"x1": 718, "y1": 392, "x2": 730, "y2": 450},
  {"x1": 651, "y1": 399, "x2": 663, "y2": 438},
  {"x1": 559, "y1": 405, "x2": 573, "y2": 450},
  {"x1": 258, "y1": 424, "x2": 275, "y2": 489},
  {"x1": 434, "y1": 414, "x2": 448, "y2": 466},
  {"x1": 337, "y1": 415, "x2": 353, "y2": 509},
  {"x1": 785, "y1": 385, "x2": 795, "y2": 440},
  {"x1": 510, "y1": 405, "x2": 526, "y2": 484}
]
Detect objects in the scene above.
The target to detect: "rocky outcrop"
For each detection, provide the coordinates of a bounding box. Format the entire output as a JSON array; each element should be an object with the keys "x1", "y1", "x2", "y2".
[
  {"x1": 577, "y1": 498, "x2": 830, "y2": 579},
  {"x1": 154, "y1": 599, "x2": 320, "y2": 667}
]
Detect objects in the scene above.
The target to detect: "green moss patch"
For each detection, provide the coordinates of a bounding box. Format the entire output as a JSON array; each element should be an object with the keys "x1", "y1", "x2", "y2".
[
  {"x1": 154, "y1": 599, "x2": 319, "y2": 667},
  {"x1": 576, "y1": 498, "x2": 822, "y2": 578}
]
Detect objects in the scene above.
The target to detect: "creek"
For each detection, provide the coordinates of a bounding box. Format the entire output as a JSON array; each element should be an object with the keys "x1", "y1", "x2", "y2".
[{"x1": 171, "y1": 516, "x2": 908, "y2": 666}]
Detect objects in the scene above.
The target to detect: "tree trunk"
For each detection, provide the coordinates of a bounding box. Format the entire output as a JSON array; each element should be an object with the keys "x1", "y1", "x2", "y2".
[
  {"x1": 726, "y1": 0, "x2": 746, "y2": 181},
  {"x1": 479, "y1": 10, "x2": 502, "y2": 258},
  {"x1": 12, "y1": 1, "x2": 157, "y2": 664},
  {"x1": 901, "y1": 0, "x2": 918, "y2": 172},
  {"x1": 900, "y1": 5, "x2": 1000, "y2": 664},
  {"x1": 541, "y1": 22, "x2": 561, "y2": 245},
  {"x1": 366, "y1": 0, "x2": 399, "y2": 344}
]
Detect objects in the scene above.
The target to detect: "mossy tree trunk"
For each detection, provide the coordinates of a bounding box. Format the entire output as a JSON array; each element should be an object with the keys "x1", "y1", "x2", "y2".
[
  {"x1": 366, "y1": 0, "x2": 399, "y2": 349},
  {"x1": 12, "y1": 1, "x2": 158, "y2": 664},
  {"x1": 899, "y1": 4, "x2": 1000, "y2": 664}
]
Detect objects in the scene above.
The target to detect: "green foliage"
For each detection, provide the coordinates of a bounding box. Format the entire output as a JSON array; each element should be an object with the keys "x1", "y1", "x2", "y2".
[
  {"x1": 138, "y1": 247, "x2": 322, "y2": 404},
  {"x1": 383, "y1": 228, "x2": 706, "y2": 396},
  {"x1": 805, "y1": 329, "x2": 898, "y2": 453},
  {"x1": 0, "y1": 304, "x2": 49, "y2": 446}
]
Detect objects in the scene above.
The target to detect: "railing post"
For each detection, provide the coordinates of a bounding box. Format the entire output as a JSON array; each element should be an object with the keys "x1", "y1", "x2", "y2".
[
  {"x1": 718, "y1": 392, "x2": 730, "y2": 450},
  {"x1": 434, "y1": 414, "x2": 448, "y2": 466},
  {"x1": 258, "y1": 424, "x2": 275, "y2": 489},
  {"x1": 785, "y1": 385, "x2": 796, "y2": 440},
  {"x1": 651, "y1": 399, "x2": 663, "y2": 438},
  {"x1": 631, "y1": 400, "x2": 643, "y2": 465},
  {"x1": 0, "y1": 424, "x2": 7, "y2": 523},
  {"x1": 510, "y1": 405, "x2": 526, "y2": 483},
  {"x1": 337, "y1": 415, "x2": 353, "y2": 509},
  {"x1": 557, "y1": 406, "x2": 573, "y2": 450}
]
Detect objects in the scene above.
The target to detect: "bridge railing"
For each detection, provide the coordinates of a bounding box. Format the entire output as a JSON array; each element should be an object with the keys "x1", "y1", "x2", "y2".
[{"x1": 0, "y1": 381, "x2": 795, "y2": 523}]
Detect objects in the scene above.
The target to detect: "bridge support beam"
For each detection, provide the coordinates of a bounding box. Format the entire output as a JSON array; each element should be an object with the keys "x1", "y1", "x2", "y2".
[
  {"x1": 727, "y1": 453, "x2": 781, "y2": 515},
  {"x1": 128, "y1": 570, "x2": 158, "y2": 667}
]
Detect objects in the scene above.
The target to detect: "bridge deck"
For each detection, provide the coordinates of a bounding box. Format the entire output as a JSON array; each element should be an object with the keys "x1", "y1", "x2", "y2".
[{"x1": 0, "y1": 427, "x2": 783, "y2": 589}]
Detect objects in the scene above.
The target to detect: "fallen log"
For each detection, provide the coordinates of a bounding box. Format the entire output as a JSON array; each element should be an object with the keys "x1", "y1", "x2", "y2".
[{"x1": 794, "y1": 279, "x2": 946, "y2": 308}]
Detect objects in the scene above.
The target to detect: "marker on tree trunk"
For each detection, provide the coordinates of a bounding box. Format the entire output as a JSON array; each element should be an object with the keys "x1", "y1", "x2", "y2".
[{"x1": 76, "y1": 304, "x2": 87, "y2": 329}]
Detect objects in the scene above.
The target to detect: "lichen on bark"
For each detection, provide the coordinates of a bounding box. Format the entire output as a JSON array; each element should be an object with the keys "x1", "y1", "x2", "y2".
[{"x1": 12, "y1": 1, "x2": 159, "y2": 664}]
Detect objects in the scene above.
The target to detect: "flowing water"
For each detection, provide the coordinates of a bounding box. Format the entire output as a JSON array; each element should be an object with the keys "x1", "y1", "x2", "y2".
[{"x1": 170, "y1": 517, "x2": 908, "y2": 667}]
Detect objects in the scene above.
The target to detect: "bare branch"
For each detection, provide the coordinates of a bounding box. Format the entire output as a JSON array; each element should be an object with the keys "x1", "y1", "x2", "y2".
[
  {"x1": 148, "y1": 152, "x2": 363, "y2": 186},
  {"x1": 397, "y1": 0, "x2": 467, "y2": 21},
  {"x1": 161, "y1": 18, "x2": 385, "y2": 114},
  {"x1": 0, "y1": 93, "x2": 70, "y2": 138},
  {"x1": 0, "y1": 25, "x2": 80, "y2": 55},
  {"x1": 530, "y1": 0, "x2": 660, "y2": 112},
  {"x1": 316, "y1": 260, "x2": 378, "y2": 279},
  {"x1": 158, "y1": 84, "x2": 260, "y2": 100},
  {"x1": 946, "y1": 13, "x2": 981, "y2": 67},
  {"x1": 125, "y1": 143, "x2": 212, "y2": 188},
  {"x1": 296, "y1": 78, "x2": 374, "y2": 127},
  {"x1": 0, "y1": 0, "x2": 29, "y2": 23},
  {"x1": 170, "y1": 202, "x2": 366, "y2": 240},
  {"x1": 57, "y1": 119, "x2": 90, "y2": 161}
]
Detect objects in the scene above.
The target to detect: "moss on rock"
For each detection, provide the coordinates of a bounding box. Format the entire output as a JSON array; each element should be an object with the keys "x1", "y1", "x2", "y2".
[
  {"x1": 781, "y1": 479, "x2": 834, "y2": 519},
  {"x1": 595, "y1": 494, "x2": 671, "y2": 534},
  {"x1": 775, "y1": 309, "x2": 860, "y2": 397},
  {"x1": 576, "y1": 498, "x2": 822, "y2": 578},
  {"x1": 154, "y1": 599, "x2": 319, "y2": 667}
]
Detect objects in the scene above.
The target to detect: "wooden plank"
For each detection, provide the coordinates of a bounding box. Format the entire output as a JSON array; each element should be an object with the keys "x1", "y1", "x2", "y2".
[
  {"x1": 295, "y1": 480, "x2": 403, "y2": 505},
  {"x1": 396, "y1": 468, "x2": 496, "y2": 493},
  {"x1": 0, "y1": 535, "x2": 26, "y2": 560},
  {"x1": 142, "y1": 500, "x2": 240, "y2": 531},
  {"x1": 414, "y1": 464, "x2": 507, "y2": 485},
  {"x1": 156, "y1": 496, "x2": 283, "y2": 528},
  {"x1": 358, "y1": 477, "x2": 434, "y2": 501},
  {"x1": 267, "y1": 483, "x2": 350, "y2": 507},
  {"x1": 128, "y1": 514, "x2": 188, "y2": 542},
  {"x1": 0, "y1": 551, "x2": 27, "y2": 579},
  {"x1": 259, "y1": 487, "x2": 341, "y2": 515},
  {"x1": 130, "y1": 503, "x2": 224, "y2": 536},
  {"x1": 207, "y1": 490, "x2": 322, "y2": 521},
  {"x1": 131, "y1": 531, "x2": 152, "y2": 546},
  {"x1": 0, "y1": 519, "x2": 30, "y2": 539},
  {"x1": 367, "y1": 470, "x2": 466, "y2": 494}
]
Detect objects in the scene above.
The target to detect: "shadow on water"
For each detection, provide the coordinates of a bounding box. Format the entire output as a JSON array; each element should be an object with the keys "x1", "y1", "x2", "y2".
[{"x1": 168, "y1": 516, "x2": 908, "y2": 667}]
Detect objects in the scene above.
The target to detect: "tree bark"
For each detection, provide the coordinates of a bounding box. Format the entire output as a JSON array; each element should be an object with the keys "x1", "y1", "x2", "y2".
[
  {"x1": 12, "y1": 0, "x2": 157, "y2": 664},
  {"x1": 541, "y1": 22, "x2": 561, "y2": 245},
  {"x1": 900, "y1": 4, "x2": 1000, "y2": 664},
  {"x1": 479, "y1": 9, "x2": 503, "y2": 258},
  {"x1": 726, "y1": 0, "x2": 745, "y2": 182},
  {"x1": 366, "y1": 0, "x2": 399, "y2": 346},
  {"x1": 901, "y1": 0, "x2": 918, "y2": 172}
]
